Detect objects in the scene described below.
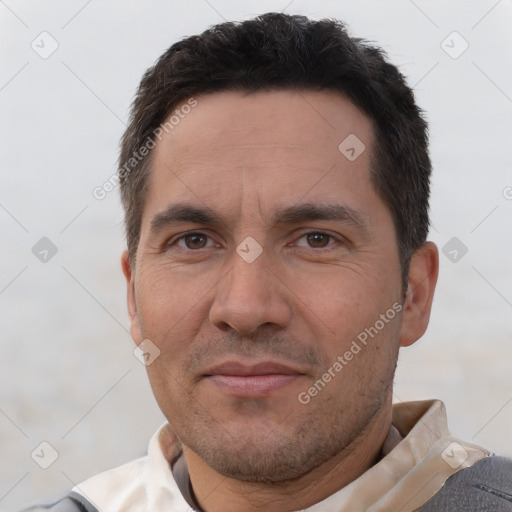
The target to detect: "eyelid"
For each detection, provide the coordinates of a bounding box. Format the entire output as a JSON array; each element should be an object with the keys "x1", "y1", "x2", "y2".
[
  {"x1": 167, "y1": 230, "x2": 221, "y2": 249},
  {"x1": 165, "y1": 229, "x2": 348, "y2": 250},
  {"x1": 291, "y1": 229, "x2": 348, "y2": 249}
]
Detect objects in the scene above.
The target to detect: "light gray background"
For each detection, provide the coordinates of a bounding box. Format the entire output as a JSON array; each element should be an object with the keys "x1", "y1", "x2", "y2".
[{"x1": 1, "y1": 1, "x2": 511, "y2": 510}]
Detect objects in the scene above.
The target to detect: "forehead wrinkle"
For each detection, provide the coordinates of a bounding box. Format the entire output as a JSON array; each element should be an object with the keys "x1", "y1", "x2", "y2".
[
  {"x1": 236, "y1": 164, "x2": 246, "y2": 229},
  {"x1": 219, "y1": 143, "x2": 305, "y2": 150}
]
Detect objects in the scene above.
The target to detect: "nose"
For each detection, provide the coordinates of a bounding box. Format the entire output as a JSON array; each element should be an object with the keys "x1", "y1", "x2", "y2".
[{"x1": 209, "y1": 247, "x2": 292, "y2": 335}]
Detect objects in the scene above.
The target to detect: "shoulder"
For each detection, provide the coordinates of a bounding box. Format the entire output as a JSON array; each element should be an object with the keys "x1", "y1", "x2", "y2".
[
  {"x1": 418, "y1": 456, "x2": 512, "y2": 511},
  {"x1": 20, "y1": 456, "x2": 149, "y2": 512},
  {"x1": 20, "y1": 492, "x2": 98, "y2": 512}
]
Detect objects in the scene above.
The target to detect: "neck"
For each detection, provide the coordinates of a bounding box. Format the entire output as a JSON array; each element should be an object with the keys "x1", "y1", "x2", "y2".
[{"x1": 183, "y1": 399, "x2": 393, "y2": 512}]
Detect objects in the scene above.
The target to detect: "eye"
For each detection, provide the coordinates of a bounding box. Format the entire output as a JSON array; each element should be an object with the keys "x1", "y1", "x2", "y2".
[
  {"x1": 296, "y1": 232, "x2": 335, "y2": 249},
  {"x1": 174, "y1": 233, "x2": 215, "y2": 249}
]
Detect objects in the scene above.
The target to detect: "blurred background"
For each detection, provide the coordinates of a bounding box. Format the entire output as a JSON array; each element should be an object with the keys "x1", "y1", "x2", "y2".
[{"x1": 1, "y1": 1, "x2": 511, "y2": 510}]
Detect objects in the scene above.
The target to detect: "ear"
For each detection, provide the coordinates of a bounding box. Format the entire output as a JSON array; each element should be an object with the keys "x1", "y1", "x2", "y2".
[
  {"x1": 399, "y1": 242, "x2": 439, "y2": 347},
  {"x1": 121, "y1": 250, "x2": 143, "y2": 345}
]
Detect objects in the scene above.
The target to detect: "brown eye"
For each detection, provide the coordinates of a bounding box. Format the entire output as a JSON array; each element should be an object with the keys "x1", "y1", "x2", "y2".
[
  {"x1": 184, "y1": 234, "x2": 208, "y2": 249},
  {"x1": 306, "y1": 233, "x2": 331, "y2": 248}
]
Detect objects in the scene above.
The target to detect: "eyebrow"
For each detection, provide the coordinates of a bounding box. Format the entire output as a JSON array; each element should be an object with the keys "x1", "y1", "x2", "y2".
[
  {"x1": 150, "y1": 204, "x2": 226, "y2": 234},
  {"x1": 272, "y1": 203, "x2": 371, "y2": 232},
  {"x1": 149, "y1": 202, "x2": 370, "y2": 235}
]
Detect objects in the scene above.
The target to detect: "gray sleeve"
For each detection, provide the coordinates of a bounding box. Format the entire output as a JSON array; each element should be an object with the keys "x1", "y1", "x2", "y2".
[
  {"x1": 21, "y1": 492, "x2": 99, "y2": 512},
  {"x1": 417, "y1": 456, "x2": 512, "y2": 511}
]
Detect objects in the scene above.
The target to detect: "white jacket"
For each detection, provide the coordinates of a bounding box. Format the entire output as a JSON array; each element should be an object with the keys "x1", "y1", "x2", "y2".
[{"x1": 68, "y1": 400, "x2": 491, "y2": 512}]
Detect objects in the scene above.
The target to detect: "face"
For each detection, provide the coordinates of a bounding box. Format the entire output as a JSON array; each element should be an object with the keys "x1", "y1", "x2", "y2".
[{"x1": 124, "y1": 90, "x2": 413, "y2": 483}]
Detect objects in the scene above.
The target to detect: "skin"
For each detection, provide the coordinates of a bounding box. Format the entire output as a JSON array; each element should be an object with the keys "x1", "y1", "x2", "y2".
[{"x1": 121, "y1": 90, "x2": 439, "y2": 512}]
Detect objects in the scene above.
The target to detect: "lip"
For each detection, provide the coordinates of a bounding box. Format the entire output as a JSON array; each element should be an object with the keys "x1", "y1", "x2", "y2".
[{"x1": 203, "y1": 360, "x2": 305, "y2": 397}]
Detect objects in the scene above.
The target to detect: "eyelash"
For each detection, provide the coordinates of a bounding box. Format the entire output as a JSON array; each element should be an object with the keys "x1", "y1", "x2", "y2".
[
  {"x1": 168, "y1": 231, "x2": 342, "y2": 251},
  {"x1": 170, "y1": 232, "x2": 219, "y2": 250}
]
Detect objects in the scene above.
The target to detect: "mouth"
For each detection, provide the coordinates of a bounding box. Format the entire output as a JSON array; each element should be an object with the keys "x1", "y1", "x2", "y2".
[{"x1": 202, "y1": 360, "x2": 306, "y2": 397}]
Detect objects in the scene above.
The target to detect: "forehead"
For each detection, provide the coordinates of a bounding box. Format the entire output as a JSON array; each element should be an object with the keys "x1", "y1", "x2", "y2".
[
  {"x1": 145, "y1": 89, "x2": 376, "y2": 220},
  {"x1": 154, "y1": 89, "x2": 372, "y2": 162}
]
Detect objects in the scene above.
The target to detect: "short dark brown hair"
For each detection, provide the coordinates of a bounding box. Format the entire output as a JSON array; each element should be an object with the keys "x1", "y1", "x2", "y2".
[{"x1": 119, "y1": 12, "x2": 431, "y2": 285}]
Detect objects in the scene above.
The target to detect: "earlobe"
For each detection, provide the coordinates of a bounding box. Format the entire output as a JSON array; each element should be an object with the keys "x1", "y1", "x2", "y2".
[
  {"x1": 121, "y1": 251, "x2": 143, "y2": 344},
  {"x1": 399, "y1": 242, "x2": 439, "y2": 347}
]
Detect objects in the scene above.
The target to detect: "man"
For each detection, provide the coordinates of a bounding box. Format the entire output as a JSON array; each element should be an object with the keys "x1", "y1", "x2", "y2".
[{"x1": 27, "y1": 12, "x2": 511, "y2": 512}]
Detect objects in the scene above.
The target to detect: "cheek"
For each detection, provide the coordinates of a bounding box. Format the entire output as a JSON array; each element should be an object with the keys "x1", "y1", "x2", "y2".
[
  {"x1": 293, "y1": 268, "x2": 400, "y2": 359},
  {"x1": 294, "y1": 263, "x2": 377, "y2": 307},
  {"x1": 135, "y1": 267, "x2": 211, "y2": 355}
]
